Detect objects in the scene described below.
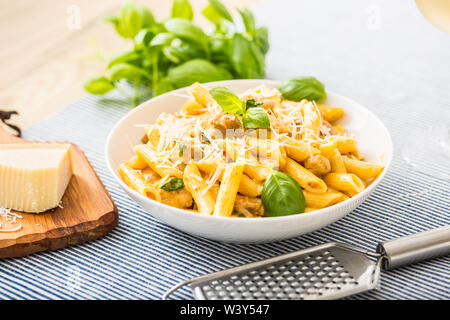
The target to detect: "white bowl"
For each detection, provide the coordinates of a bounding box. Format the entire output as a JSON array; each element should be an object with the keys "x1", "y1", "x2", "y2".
[{"x1": 105, "y1": 79, "x2": 393, "y2": 243}]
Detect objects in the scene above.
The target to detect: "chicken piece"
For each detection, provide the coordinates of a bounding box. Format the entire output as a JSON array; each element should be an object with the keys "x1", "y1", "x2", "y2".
[
  {"x1": 213, "y1": 112, "x2": 242, "y2": 132},
  {"x1": 321, "y1": 120, "x2": 338, "y2": 137},
  {"x1": 233, "y1": 195, "x2": 265, "y2": 217},
  {"x1": 159, "y1": 188, "x2": 193, "y2": 209},
  {"x1": 304, "y1": 154, "x2": 331, "y2": 177}
]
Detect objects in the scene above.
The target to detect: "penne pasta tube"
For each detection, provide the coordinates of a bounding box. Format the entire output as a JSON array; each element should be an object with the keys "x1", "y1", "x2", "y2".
[
  {"x1": 119, "y1": 163, "x2": 160, "y2": 201},
  {"x1": 224, "y1": 140, "x2": 271, "y2": 182},
  {"x1": 245, "y1": 136, "x2": 287, "y2": 169},
  {"x1": 134, "y1": 144, "x2": 183, "y2": 178},
  {"x1": 303, "y1": 102, "x2": 322, "y2": 140},
  {"x1": 284, "y1": 157, "x2": 328, "y2": 193},
  {"x1": 281, "y1": 137, "x2": 320, "y2": 162},
  {"x1": 335, "y1": 136, "x2": 358, "y2": 154},
  {"x1": 320, "y1": 138, "x2": 346, "y2": 173},
  {"x1": 317, "y1": 104, "x2": 345, "y2": 122},
  {"x1": 332, "y1": 124, "x2": 346, "y2": 135},
  {"x1": 189, "y1": 82, "x2": 214, "y2": 107},
  {"x1": 213, "y1": 163, "x2": 245, "y2": 217},
  {"x1": 342, "y1": 156, "x2": 384, "y2": 180},
  {"x1": 303, "y1": 189, "x2": 344, "y2": 208},
  {"x1": 181, "y1": 99, "x2": 206, "y2": 115},
  {"x1": 145, "y1": 125, "x2": 160, "y2": 147},
  {"x1": 126, "y1": 155, "x2": 148, "y2": 170},
  {"x1": 183, "y1": 161, "x2": 215, "y2": 215},
  {"x1": 197, "y1": 159, "x2": 263, "y2": 197},
  {"x1": 323, "y1": 173, "x2": 365, "y2": 195},
  {"x1": 141, "y1": 167, "x2": 161, "y2": 184}
]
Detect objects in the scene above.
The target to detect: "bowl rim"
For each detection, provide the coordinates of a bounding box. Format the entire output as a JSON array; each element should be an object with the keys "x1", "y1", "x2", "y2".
[{"x1": 105, "y1": 79, "x2": 394, "y2": 224}]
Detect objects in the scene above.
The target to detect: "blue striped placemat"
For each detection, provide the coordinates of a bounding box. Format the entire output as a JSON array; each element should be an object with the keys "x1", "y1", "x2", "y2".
[{"x1": 0, "y1": 0, "x2": 449, "y2": 300}]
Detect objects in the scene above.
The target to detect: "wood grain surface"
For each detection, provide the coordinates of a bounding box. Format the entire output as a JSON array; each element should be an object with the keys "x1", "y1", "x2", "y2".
[
  {"x1": 0, "y1": 0, "x2": 259, "y2": 129},
  {"x1": 0, "y1": 125, "x2": 118, "y2": 258}
]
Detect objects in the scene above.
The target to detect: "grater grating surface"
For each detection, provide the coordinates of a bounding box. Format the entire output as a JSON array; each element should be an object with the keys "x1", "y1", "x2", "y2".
[
  {"x1": 190, "y1": 243, "x2": 379, "y2": 300},
  {"x1": 164, "y1": 226, "x2": 449, "y2": 300}
]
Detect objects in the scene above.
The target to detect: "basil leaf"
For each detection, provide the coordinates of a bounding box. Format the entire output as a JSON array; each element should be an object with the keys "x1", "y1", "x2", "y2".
[
  {"x1": 231, "y1": 33, "x2": 265, "y2": 79},
  {"x1": 209, "y1": 0, "x2": 233, "y2": 22},
  {"x1": 150, "y1": 33, "x2": 175, "y2": 47},
  {"x1": 84, "y1": 77, "x2": 115, "y2": 95},
  {"x1": 245, "y1": 98, "x2": 263, "y2": 109},
  {"x1": 109, "y1": 63, "x2": 152, "y2": 82},
  {"x1": 277, "y1": 77, "x2": 326, "y2": 102},
  {"x1": 178, "y1": 142, "x2": 187, "y2": 156},
  {"x1": 262, "y1": 171, "x2": 306, "y2": 217},
  {"x1": 164, "y1": 18, "x2": 209, "y2": 53},
  {"x1": 242, "y1": 107, "x2": 270, "y2": 129},
  {"x1": 171, "y1": 0, "x2": 193, "y2": 20},
  {"x1": 202, "y1": 5, "x2": 222, "y2": 25},
  {"x1": 255, "y1": 27, "x2": 270, "y2": 54},
  {"x1": 163, "y1": 40, "x2": 206, "y2": 64},
  {"x1": 134, "y1": 28, "x2": 155, "y2": 46},
  {"x1": 210, "y1": 87, "x2": 246, "y2": 115},
  {"x1": 119, "y1": 1, "x2": 143, "y2": 39},
  {"x1": 154, "y1": 78, "x2": 175, "y2": 96},
  {"x1": 166, "y1": 59, "x2": 232, "y2": 88},
  {"x1": 200, "y1": 130, "x2": 211, "y2": 143},
  {"x1": 160, "y1": 177, "x2": 185, "y2": 191},
  {"x1": 107, "y1": 49, "x2": 142, "y2": 69},
  {"x1": 137, "y1": 5, "x2": 156, "y2": 28},
  {"x1": 239, "y1": 8, "x2": 255, "y2": 34}
]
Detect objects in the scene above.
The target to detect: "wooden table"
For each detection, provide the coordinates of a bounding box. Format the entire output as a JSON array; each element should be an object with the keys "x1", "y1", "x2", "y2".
[{"x1": 0, "y1": 0, "x2": 258, "y2": 129}]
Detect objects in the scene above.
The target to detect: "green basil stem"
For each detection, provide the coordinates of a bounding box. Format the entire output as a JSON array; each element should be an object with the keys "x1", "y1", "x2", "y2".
[
  {"x1": 152, "y1": 52, "x2": 159, "y2": 94},
  {"x1": 132, "y1": 78, "x2": 141, "y2": 108}
]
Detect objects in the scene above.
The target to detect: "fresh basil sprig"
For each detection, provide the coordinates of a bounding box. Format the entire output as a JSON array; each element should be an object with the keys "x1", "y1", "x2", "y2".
[
  {"x1": 261, "y1": 171, "x2": 306, "y2": 217},
  {"x1": 277, "y1": 76, "x2": 326, "y2": 102},
  {"x1": 209, "y1": 87, "x2": 270, "y2": 129},
  {"x1": 160, "y1": 177, "x2": 185, "y2": 191},
  {"x1": 84, "y1": 0, "x2": 269, "y2": 108}
]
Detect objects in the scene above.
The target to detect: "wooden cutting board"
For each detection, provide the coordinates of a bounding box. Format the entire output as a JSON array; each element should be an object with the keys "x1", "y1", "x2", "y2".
[{"x1": 0, "y1": 125, "x2": 118, "y2": 258}]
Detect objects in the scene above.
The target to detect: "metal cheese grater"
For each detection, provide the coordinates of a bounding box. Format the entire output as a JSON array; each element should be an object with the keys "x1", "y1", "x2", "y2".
[{"x1": 163, "y1": 225, "x2": 450, "y2": 300}]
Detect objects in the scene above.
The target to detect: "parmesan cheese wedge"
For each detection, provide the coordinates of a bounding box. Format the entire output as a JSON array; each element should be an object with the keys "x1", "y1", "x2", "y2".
[{"x1": 0, "y1": 143, "x2": 73, "y2": 213}]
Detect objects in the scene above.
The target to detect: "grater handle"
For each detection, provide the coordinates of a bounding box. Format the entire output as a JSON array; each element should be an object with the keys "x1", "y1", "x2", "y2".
[{"x1": 376, "y1": 225, "x2": 450, "y2": 270}]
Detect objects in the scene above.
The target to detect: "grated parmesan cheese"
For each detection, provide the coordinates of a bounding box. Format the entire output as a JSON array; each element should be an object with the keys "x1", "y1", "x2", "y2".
[{"x1": 0, "y1": 206, "x2": 23, "y2": 232}]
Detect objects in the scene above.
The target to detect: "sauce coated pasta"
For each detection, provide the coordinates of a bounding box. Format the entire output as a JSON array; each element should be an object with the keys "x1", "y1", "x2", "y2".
[{"x1": 120, "y1": 82, "x2": 384, "y2": 218}]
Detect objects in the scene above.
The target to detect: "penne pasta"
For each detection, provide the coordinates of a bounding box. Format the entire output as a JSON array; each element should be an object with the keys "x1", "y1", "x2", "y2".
[
  {"x1": 320, "y1": 138, "x2": 346, "y2": 173},
  {"x1": 284, "y1": 157, "x2": 328, "y2": 193},
  {"x1": 119, "y1": 164, "x2": 160, "y2": 201},
  {"x1": 134, "y1": 144, "x2": 183, "y2": 178},
  {"x1": 145, "y1": 125, "x2": 160, "y2": 147},
  {"x1": 197, "y1": 159, "x2": 263, "y2": 197},
  {"x1": 245, "y1": 136, "x2": 287, "y2": 169},
  {"x1": 335, "y1": 136, "x2": 358, "y2": 154},
  {"x1": 323, "y1": 173, "x2": 365, "y2": 195},
  {"x1": 303, "y1": 189, "x2": 345, "y2": 208},
  {"x1": 224, "y1": 140, "x2": 272, "y2": 182},
  {"x1": 342, "y1": 156, "x2": 384, "y2": 180},
  {"x1": 213, "y1": 163, "x2": 244, "y2": 216},
  {"x1": 120, "y1": 83, "x2": 384, "y2": 218},
  {"x1": 317, "y1": 104, "x2": 345, "y2": 122},
  {"x1": 183, "y1": 161, "x2": 215, "y2": 215},
  {"x1": 126, "y1": 154, "x2": 148, "y2": 170},
  {"x1": 189, "y1": 82, "x2": 214, "y2": 107},
  {"x1": 303, "y1": 102, "x2": 322, "y2": 140},
  {"x1": 181, "y1": 99, "x2": 206, "y2": 115},
  {"x1": 281, "y1": 136, "x2": 320, "y2": 162}
]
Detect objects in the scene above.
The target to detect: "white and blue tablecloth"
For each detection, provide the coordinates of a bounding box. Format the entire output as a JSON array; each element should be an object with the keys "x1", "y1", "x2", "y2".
[{"x1": 0, "y1": 0, "x2": 448, "y2": 299}]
